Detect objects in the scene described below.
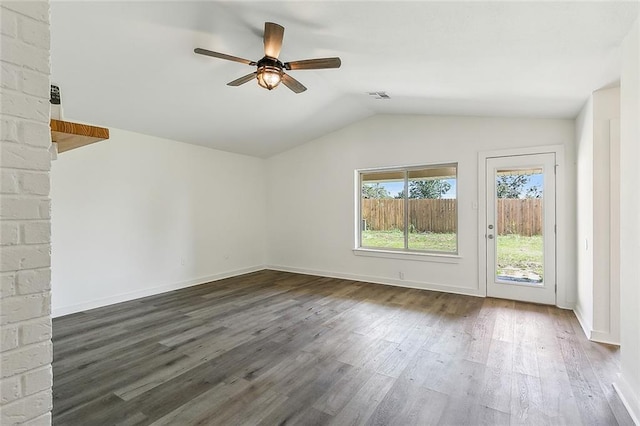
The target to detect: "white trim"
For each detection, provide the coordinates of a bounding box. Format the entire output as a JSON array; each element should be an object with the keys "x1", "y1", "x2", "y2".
[
  {"x1": 52, "y1": 265, "x2": 266, "y2": 317},
  {"x1": 352, "y1": 248, "x2": 461, "y2": 263},
  {"x1": 589, "y1": 330, "x2": 620, "y2": 346},
  {"x1": 573, "y1": 306, "x2": 621, "y2": 345},
  {"x1": 266, "y1": 264, "x2": 483, "y2": 297},
  {"x1": 573, "y1": 305, "x2": 592, "y2": 340},
  {"x1": 614, "y1": 375, "x2": 640, "y2": 426},
  {"x1": 478, "y1": 144, "x2": 568, "y2": 307},
  {"x1": 609, "y1": 118, "x2": 622, "y2": 348}
]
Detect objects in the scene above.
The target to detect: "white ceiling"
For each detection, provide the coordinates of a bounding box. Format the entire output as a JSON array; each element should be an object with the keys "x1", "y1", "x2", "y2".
[{"x1": 50, "y1": 1, "x2": 639, "y2": 158}]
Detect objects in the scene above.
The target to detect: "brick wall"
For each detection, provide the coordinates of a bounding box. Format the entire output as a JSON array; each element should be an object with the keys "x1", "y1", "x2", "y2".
[{"x1": 0, "y1": 2, "x2": 53, "y2": 425}]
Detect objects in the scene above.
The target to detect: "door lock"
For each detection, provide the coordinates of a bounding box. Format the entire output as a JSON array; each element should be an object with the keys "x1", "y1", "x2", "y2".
[
  {"x1": 488, "y1": 224, "x2": 494, "y2": 229},
  {"x1": 488, "y1": 234, "x2": 494, "y2": 239}
]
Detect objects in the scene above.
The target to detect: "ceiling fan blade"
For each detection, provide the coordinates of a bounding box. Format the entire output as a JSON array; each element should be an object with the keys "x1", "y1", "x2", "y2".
[
  {"x1": 263, "y1": 22, "x2": 284, "y2": 58},
  {"x1": 194, "y1": 48, "x2": 255, "y2": 66},
  {"x1": 284, "y1": 57, "x2": 341, "y2": 71},
  {"x1": 227, "y1": 72, "x2": 257, "y2": 86},
  {"x1": 282, "y1": 73, "x2": 307, "y2": 93}
]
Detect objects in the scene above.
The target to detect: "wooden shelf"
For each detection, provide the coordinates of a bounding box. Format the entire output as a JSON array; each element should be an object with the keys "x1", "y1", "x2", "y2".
[{"x1": 50, "y1": 119, "x2": 110, "y2": 153}]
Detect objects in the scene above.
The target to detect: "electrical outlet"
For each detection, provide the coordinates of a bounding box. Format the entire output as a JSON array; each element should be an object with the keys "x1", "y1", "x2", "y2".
[
  {"x1": 399, "y1": 272, "x2": 405, "y2": 280},
  {"x1": 180, "y1": 257, "x2": 185, "y2": 266}
]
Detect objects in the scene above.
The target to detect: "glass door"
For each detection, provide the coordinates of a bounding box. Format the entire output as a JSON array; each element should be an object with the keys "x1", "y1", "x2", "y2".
[{"x1": 486, "y1": 153, "x2": 556, "y2": 305}]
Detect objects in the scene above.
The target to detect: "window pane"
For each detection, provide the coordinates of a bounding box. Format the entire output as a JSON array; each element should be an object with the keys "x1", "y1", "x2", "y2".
[
  {"x1": 407, "y1": 167, "x2": 457, "y2": 252},
  {"x1": 361, "y1": 171, "x2": 404, "y2": 249},
  {"x1": 495, "y1": 168, "x2": 543, "y2": 283}
]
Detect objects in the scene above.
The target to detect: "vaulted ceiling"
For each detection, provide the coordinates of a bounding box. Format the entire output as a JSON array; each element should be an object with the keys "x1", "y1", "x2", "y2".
[{"x1": 50, "y1": 1, "x2": 639, "y2": 157}]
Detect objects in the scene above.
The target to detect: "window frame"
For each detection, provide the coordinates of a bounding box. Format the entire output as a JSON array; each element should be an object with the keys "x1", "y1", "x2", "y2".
[{"x1": 355, "y1": 162, "x2": 459, "y2": 257}]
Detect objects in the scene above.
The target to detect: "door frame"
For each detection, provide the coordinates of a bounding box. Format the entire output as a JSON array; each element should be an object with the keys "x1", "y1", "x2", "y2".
[{"x1": 478, "y1": 145, "x2": 569, "y2": 308}]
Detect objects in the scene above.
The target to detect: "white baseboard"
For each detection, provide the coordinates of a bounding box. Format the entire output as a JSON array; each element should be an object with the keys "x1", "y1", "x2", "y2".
[
  {"x1": 573, "y1": 305, "x2": 592, "y2": 340},
  {"x1": 573, "y1": 306, "x2": 621, "y2": 345},
  {"x1": 266, "y1": 264, "x2": 484, "y2": 298},
  {"x1": 52, "y1": 265, "x2": 266, "y2": 318},
  {"x1": 590, "y1": 329, "x2": 620, "y2": 346},
  {"x1": 614, "y1": 374, "x2": 640, "y2": 425},
  {"x1": 556, "y1": 300, "x2": 575, "y2": 310}
]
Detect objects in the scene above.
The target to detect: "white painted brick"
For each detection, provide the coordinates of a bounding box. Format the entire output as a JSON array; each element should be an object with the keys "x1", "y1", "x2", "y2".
[
  {"x1": 0, "y1": 36, "x2": 50, "y2": 73},
  {"x1": 0, "y1": 8, "x2": 18, "y2": 37},
  {"x1": 0, "y1": 375, "x2": 21, "y2": 404},
  {"x1": 0, "y1": 169, "x2": 19, "y2": 194},
  {"x1": 0, "y1": 389, "x2": 52, "y2": 424},
  {"x1": 0, "y1": 244, "x2": 50, "y2": 273},
  {"x1": 0, "y1": 90, "x2": 49, "y2": 121},
  {"x1": 16, "y1": 269, "x2": 50, "y2": 295},
  {"x1": 1, "y1": 118, "x2": 19, "y2": 142},
  {"x1": 19, "y1": 171, "x2": 50, "y2": 195},
  {"x1": 20, "y1": 121, "x2": 50, "y2": 148},
  {"x1": 0, "y1": 142, "x2": 51, "y2": 170},
  {"x1": 0, "y1": 342, "x2": 51, "y2": 378},
  {"x1": 1, "y1": 221, "x2": 19, "y2": 245},
  {"x1": 2, "y1": 2, "x2": 49, "y2": 23},
  {"x1": 21, "y1": 221, "x2": 50, "y2": 244},
  {"x1": 18, "y1": 15, "x2": 49, "y2": 50},
  {"x1": 39, "y1": 199, "x2": 50, "y2": 220},
  {"x1": 0, "y1": 323, "x2": 19, "y2": 352},
  {"x1": 1, "y1": 62, "x2": 20, "y2": 90},
  {"x1": 22, "y1": 68, "x2": 50, "y2": 98},
  {"x1": 20, "y1": 318, "x2": 51, "y2": 346},
  {"x1": 22, "y1": 365, "x2": 51, "y2": 396},
  {"x1": 0, "y1": 197, "x2": 50, "y2": 220},
  {"x1": 0, "y1": 294, "x2": 49, "y2": 325},
  {"x1": 0, "y1": 273, "x2": 16, "y2": 298},
  {"x1": 23, "y1": 412, "x2": 51, "y2": 426},
  {"x1": 1, "y1": 2, "x2": 52, "y2": 423}
]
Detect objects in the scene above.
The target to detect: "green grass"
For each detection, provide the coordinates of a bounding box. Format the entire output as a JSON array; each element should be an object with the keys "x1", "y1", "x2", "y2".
[
  {"x1": 361, "y1": 230, "x2": 456, "y2": 252},
  {"x1": 361, "y1": 231, "x2": 543, "y2": 278},
  {"x1": 496, "y1": 234, "x2": 543, "y2": 278}
]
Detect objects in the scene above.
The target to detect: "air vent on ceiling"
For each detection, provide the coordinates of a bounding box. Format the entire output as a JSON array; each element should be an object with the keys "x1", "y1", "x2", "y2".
[{"x1": 367, "y1": 91, "x2": 390, "y2": 99}]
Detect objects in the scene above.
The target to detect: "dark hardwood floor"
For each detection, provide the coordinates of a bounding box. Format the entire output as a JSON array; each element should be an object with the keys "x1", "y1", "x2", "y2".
[{"x1": 52, "y1": 270, "x2": 633, "y2": 425}]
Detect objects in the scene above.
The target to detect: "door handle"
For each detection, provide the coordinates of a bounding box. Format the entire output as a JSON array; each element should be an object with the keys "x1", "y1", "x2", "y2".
[{"x1": 488, "y1": 234, "x2": 494, "y2": 239}]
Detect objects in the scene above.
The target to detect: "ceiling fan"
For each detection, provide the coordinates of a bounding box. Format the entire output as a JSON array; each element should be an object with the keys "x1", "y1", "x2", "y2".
[{"x1": 194, "y1": 22, "x2": 341, "y2": 94}]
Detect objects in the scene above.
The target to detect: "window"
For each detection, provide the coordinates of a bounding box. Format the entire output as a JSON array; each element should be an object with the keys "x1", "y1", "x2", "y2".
[{"x1": 357, "y1": 164, "x2": 458, "y2": 254}]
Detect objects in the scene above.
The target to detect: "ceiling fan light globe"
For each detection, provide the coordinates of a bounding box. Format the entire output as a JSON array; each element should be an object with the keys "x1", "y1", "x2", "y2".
[{"x1": 257, "y1": 65, "x2": 283, "y2": 90}]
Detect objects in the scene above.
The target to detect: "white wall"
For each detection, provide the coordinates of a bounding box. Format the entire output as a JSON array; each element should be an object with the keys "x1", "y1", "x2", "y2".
[
  {"x1": 574, "y1": 87, "x2": 621, "y2": 344},
  {"x1": 575, "y1": 97, "x2": 594, "y2": 329},
  {"x1": 616, "y1": 15, "x2": 640, "y2": 425},
  {"x1": 0, "y1": 1, "x2": 53, "y2": 424},
  {"x1": 266, "y1": 115, "x2": 576, "y2": 306},
  {"x1": 51, "y1": 128, "x2": 266, "y2": 316}
]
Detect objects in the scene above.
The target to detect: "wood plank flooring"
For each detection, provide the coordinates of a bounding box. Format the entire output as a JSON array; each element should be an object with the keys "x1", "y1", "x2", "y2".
[{"x1": 52, "y1": 270, "x2": 633, "y2": 425}]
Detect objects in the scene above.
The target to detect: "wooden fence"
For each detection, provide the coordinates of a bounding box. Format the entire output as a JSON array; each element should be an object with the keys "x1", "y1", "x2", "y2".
[
  {"x1": 362, "y1": 198, "x2": 543, "y2": 236},
  {"x1": 496, "y1": 198, "x2": 542, "y2": 236}
]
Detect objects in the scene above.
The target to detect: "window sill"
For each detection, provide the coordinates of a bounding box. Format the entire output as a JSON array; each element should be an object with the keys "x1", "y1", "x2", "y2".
[{"x1": 352, "y1": 248, "x2": 461, "y2": 263}]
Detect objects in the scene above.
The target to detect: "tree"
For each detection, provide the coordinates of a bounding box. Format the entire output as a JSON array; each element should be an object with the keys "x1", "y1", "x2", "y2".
[
  {"x1": 362, "y1": 183, "x2": 390, "y2": 199},
  {"x1": 525, "y1": 185, "x2": 542, "y2": 199},
  {"x1": 395, "y1": 180, "x2": 451, "y2": 199},
  {"x1": 496, "y1": 175, "x2": 541, "y2": 199},
  {"x1": 407, "y1": 180, "x2": 452, "y2": 199}
]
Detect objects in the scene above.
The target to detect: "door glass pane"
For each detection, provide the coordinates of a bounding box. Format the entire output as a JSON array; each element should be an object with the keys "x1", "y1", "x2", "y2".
[
  {"x1": 407, "y1": 167, "x2": 457, "y2": 252},
  {"x1": 361, "y1": 171, "x2": 405, "y2": 249},
  {"x1": 495, "y1": 168, "x2": 544, "y2": 284}
]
